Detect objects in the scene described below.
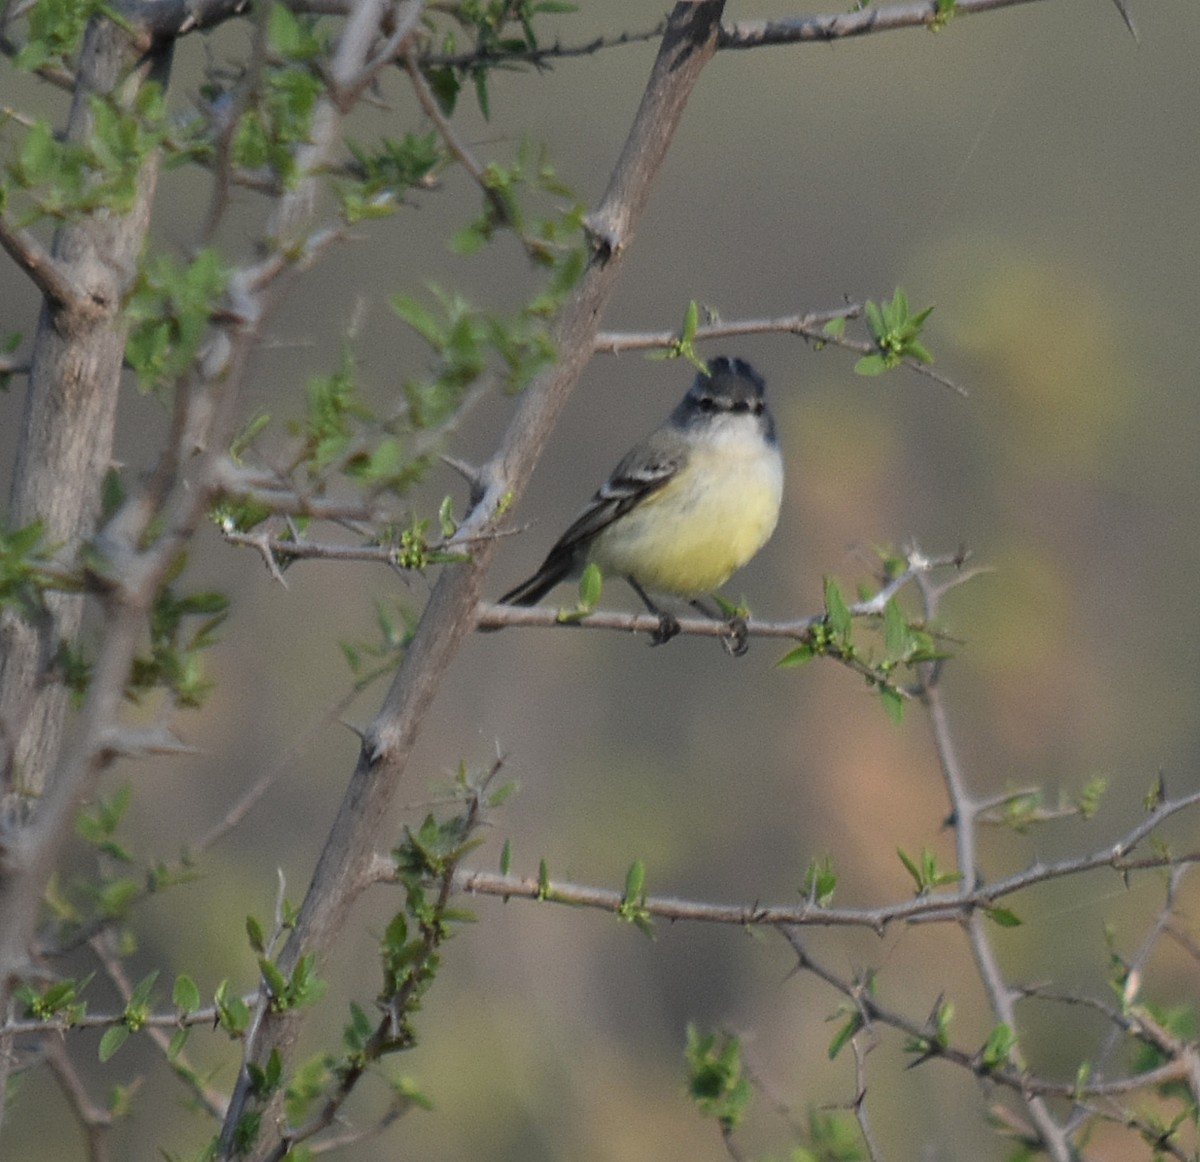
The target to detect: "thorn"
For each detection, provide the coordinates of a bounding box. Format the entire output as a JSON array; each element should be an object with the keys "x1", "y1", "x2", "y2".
[{"x1": 1109, "y1": 0, "x2": 1139, "y2": 41}]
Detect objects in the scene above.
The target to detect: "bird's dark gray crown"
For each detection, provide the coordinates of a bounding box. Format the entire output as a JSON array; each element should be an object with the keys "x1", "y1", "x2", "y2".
[{"x1": 674, "y1": 355, "x2": 769, "y2": 427}]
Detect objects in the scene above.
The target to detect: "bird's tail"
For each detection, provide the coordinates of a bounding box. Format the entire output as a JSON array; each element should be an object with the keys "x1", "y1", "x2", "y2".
[{"x1": 498, "y1": 559, "x2": 573, "y2": 606}]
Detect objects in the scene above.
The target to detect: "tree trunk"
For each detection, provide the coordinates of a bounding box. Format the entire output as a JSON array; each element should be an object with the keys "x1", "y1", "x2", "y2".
[{"x1": 0, "y1": 22, "x2": 169, "y2": 810}]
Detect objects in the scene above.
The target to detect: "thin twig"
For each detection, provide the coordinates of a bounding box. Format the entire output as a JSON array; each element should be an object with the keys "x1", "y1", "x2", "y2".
[
  {"x1": 89, "y1": 933, "x2": 227, "y2": 1120},
  {"x1": 596, "y1": 299, "x2": 972, "y2": 398},
  {"x1": 914, "y1": 568, "x2": 1073, "y2": 1162},
  {"x1": 592, "y1": 305, "x2": 861, "y2": 352},
  {"x1": 403, "y1": 42, "x2": 545, "y2": 261},
  {"x1": 718, "y1": 0, "x2": 1052, "y2": 49},
  {"x1": 418, "y1": 22, "x2": 667, "y2": 68},
  {"x1": 199, "y1": 0, "x2": 273, "y2": 242},
  {"x1": 42, "y1": 1037, "x2": 113, "y2": 1162},
  {"x1": 849, "y1": 1034, "x2": 886, "y2": 1162}
]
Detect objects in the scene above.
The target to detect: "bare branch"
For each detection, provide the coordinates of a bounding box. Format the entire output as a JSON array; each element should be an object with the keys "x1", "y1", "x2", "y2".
[
  {"x1": 0, "y1": 215, "x2": 95, "y2": 316},
  {"x1": 718, "y1": 0, "x2": 1052, "y2": 49},
  {"x1": 42, "y1": 1038, "x2": 113, "y2": 1162},
  {"x1": 849, "y1": 1034, "x2": 886, "y2": 1162}
]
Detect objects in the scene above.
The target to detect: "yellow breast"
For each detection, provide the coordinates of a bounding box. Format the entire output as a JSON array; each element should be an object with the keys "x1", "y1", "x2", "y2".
[{"x1": 590, "y1": 431, "x2": 783, "y2": 597}]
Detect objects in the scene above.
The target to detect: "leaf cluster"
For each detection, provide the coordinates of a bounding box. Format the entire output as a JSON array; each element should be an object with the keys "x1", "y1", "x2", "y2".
[
  {"x1": 855, "y1": 289, "x2": 934, "y2": 376},
  {"x1": 125, "y1": 556, "x2": 229, "y2": 709},
  {"x1": 3, "y1": 86, "x2": 171, "y2": 225},
  {"x1": 0, "y1": 519, "x2": 66, "y2": 622},
  {"x1": 778, "y1": 571, "x2": 945, "y2": 723},
  {"x1": 421, "y1": 1, "x2": 579, "y2": 120},
  {"x1": 125, "y1": 249, "x2": 227, "y2": 393},
  {"x1": 686, "y1": 1025, "x2": 750, "y2": 1134}
]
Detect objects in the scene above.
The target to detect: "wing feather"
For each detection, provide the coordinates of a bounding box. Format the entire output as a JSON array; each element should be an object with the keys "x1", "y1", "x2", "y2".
[{"x1": 498, "y1": 450, "x2": 681, "y2": 605}]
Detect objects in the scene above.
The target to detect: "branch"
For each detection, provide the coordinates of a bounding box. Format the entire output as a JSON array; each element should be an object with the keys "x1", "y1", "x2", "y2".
[
  {"x1": 849, "y1": 1034, "x2": 886, "y2": 1162},
  {"x1": 475, "y1": 549, "x2": 974, "y2": 670},
  {"x1": 222, "y1": 10, "x2": 732, "y2": 1157},
  {"x1": 418, "y1": 23, "x2": 668, "y2": 69},
  {"x1": 433, "y1": 831, "x2": 1200, "y2": 934},
  {"x1": 0, "y1": 214, "x2": 95, "y2": 315},
  {"x1": 403, "y1": 42, "x2": 550, "y2": 262},
  {"x1": 42, "y1": 1038, "x2": 113, "y2": 1162},
  {"x1": 718, "y1": 0, "x2": 1052, "y2": 48},
  {"x1": 89, "y1": 932, "x2": 227, "y2": 1121},
  {"x1": 780, "y1": 930, "x2": 1196, "y2": 1107},
  {"x1": 592, "y1": 304, "x2": 861, "y2": 351},
  {"x1": 0, "y1": 20, "x2": 176, "y2": 1002},
  {"x1": 912, "y1": 570, "x2": 1070, "y2": 1161},
  {"x1": 593, "y1": 302, "x2": 966, "y2": 395}
]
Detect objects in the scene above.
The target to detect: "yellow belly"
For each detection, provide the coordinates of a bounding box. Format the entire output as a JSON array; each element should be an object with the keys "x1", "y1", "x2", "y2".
[{"x1": 589, "y1": 440, "x2": 783, "y2": 596}]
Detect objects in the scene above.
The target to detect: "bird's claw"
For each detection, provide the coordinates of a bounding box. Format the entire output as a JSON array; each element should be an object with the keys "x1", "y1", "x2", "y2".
[
  {"x1": 721, "y1": 615, "x2": 749, "y2": 657},
  {"x1": 650, "y1": 610, "x2": 681, "y2": 646}
]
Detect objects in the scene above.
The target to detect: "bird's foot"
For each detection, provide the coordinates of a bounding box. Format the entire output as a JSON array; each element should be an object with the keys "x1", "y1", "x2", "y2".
[
  {"x1": 650, "y1": 610, "x2": 681, "y2": 646},
  {"x1": 720, "y1": 615, "x2": 750, "y2": 658}
]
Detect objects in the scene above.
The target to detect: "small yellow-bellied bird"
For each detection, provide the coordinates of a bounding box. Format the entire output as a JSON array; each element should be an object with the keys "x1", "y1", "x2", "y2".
[{"x1": 499, "y1": 356, "x2": 783, "y2": 650}]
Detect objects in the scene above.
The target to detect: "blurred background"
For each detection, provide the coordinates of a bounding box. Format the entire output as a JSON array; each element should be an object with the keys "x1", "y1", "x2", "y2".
[{"x1": 3, "y1": 0, "x2": 1199, "y2": 1158}]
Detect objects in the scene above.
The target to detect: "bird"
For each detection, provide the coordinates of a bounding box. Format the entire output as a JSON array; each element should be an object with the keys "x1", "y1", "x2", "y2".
[{"x1": 498, "y1": 355, "x2": 783, "y2": 652}]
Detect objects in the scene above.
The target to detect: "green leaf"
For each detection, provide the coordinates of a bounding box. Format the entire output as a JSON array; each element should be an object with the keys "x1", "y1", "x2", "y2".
[
  {"x1": 897, "y1": 847, "x2": 922, "y2": 891},
  {"x1": 1078, "y1": 776, "x2": 1107, "y2": 819},
  {"x1": 173, "y1": 974, "x2": 201, "y2": 1014},
  {"x1": 879, "y1": 684, "x2": 905, "y2": 725},
  {"x1": 245, "y1": 914, "x2": 265, "y2": 955},
  {"x1": 16, "y1": 121, "x2": 58, "y2": 185},
  {"x1": 577, "y1": 562, "x2": 602, "y2": 610},
  {"x1": 801, "y1": 856, "x2": 837, "y2": 907},
  {"x1": 215, "y1": 980, "x2": 250, "y2": 1035},
  {"x1": 854, "y1": 352, "x2": 889, "y2": 376},
  {"x1": 167, "y1": 1026, "x2": 190, "y2": 1060},
  {"x1": 986, "y1": 906, "x2": 1022, "y2": 928},
  {"x1": 127, "y1": 970, "x2": 159, "y2": 1013},
  {"x1": 980, "y1": 1022, "x2": 1016, "y2": 1070},
  {"x1": 623, "y1": 860, "x2": 645, "y2": 901},
  {"x1": 392, "y1": 295, "x2": 445, "y2": 347},
  {"x1": 260, "y1": 955, "x2": 288, "y2": 1003},
  {"x1": 99, "y1": 1025, "x2": 130, "y2": 1062},
  {"x1": 450, "y1": 222, "x2": 489, "y2": 255},
  {"x1": 776, "y1": 642, "x2": 815, "y2": 668},
  {"x1": 824, "y1": 577, "x2": 852, "y2": 640},
  {"x1": 685, "y1": 1026, "x2": 750, "y2": 1131},
  {"x1": 424, "y1": 66, "x2": 460, "y2": 116},
  {"x1": 883, "y1": 598, "x2": 908, "y2": 656},
  {"x1": 864, "y1": 299, "x2": 885, "y2": 338},
  {"x1": 682, "y1": 299, "x2": 699, "y2": 343},
  {"x1": 827, "y1": 1010, "x2": 863, "y2": 1060},
  {"x1": 268, "y1": 4, "x2": 309, "y2": 57}
]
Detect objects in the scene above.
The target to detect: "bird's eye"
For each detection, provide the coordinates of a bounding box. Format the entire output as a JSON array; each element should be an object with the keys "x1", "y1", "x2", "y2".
[{"x1": 697, "y1": 395, "x2": 717, "y2": 412}]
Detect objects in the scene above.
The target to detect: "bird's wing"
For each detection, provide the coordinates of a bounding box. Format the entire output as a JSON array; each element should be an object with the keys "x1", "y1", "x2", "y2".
[
  {"x1": 498, "y1": 449, "x2": 680, "y2": 605},
  {"x1": 555, "y1": 448, "x2": 681, "y2": 549}
]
